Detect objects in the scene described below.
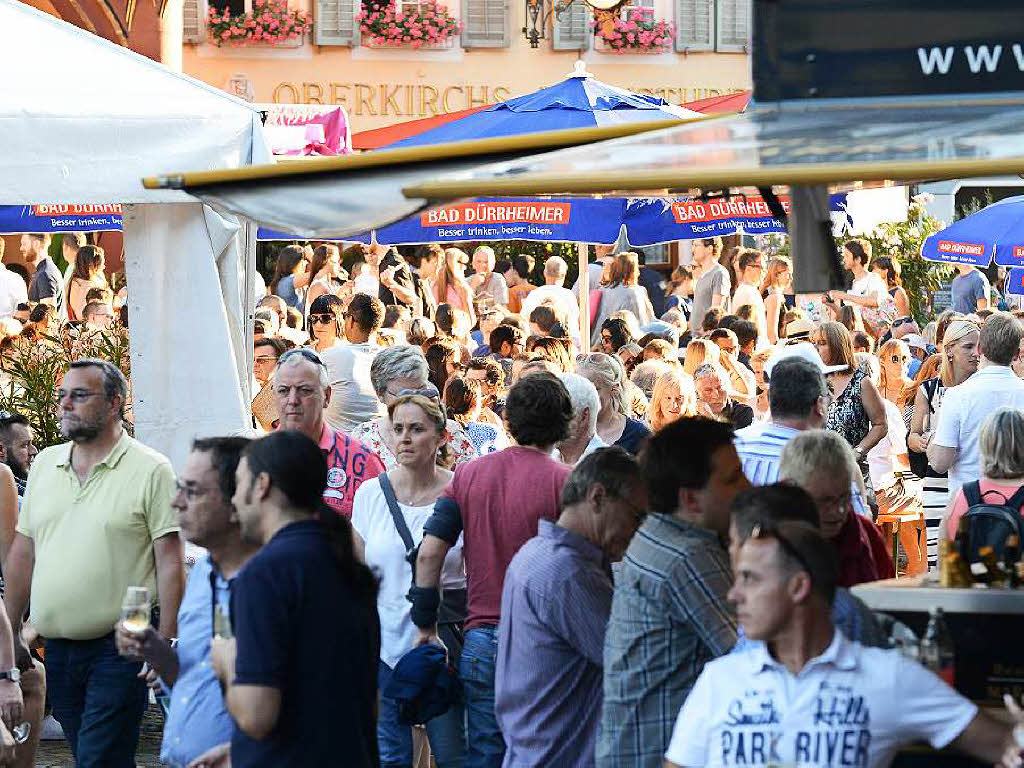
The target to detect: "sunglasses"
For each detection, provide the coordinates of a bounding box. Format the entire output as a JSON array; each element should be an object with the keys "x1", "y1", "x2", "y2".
[
  {"x1": 891, "y1": 317, "x2": 914, "y2": 329},
  {"x1": 279, "y1": 348, "x2": 326, "y2": 368},
  {"x1": 749, "y1": 522, "x2": 812, "y2": 576},
  {"x1": 309, "y1": 314, "x2": 335, "y2": 325}
]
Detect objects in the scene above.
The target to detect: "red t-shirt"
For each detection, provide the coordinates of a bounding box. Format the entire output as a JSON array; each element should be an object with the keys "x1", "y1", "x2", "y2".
[
  {"x1": 433, "y1": 446, "x2": 571, "y2": 631},
  {"x1": 317, "y1": 423, "x2": 384, "y2": 518}
]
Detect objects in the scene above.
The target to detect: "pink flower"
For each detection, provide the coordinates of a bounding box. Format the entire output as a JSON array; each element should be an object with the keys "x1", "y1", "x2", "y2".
[{"x1": 220, "y1": 29, "x2": 230, "y2": 38}]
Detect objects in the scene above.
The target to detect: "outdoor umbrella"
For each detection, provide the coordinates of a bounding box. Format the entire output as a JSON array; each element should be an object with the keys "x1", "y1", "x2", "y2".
[
  {"x1": 380, "y1": 62, "x2": 701, "y2": 150},
  {"x1": 921, "y1": 195, "x2": 1024, "y2": 268}
]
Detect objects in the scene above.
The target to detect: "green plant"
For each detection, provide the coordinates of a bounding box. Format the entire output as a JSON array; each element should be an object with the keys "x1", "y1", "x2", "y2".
[{"x1": 0, "y1": 324, "x2": 133, "y2": 451}]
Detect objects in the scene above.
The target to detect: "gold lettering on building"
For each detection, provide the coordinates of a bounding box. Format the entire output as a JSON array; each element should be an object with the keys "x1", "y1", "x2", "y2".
[
  {"x1": 303, "y1": 82, "x2": 325, "y2": 104},
  {"x1": 467, "y1": 85, "x2": 489, "y2": 108},
  {"x1": 419, "y1": 85, "x2": 439, "y2": 116},
  {"x1": 354, "y1": 83, "x2": 377, "y2": 115},
  {"x1": 492, "y1": 86, "x2": 511, "y2": 103},
  {"x1": 330, "y1": 82, "x2": 351, "y2": 107},
  {"x1": 442, "y1": 85, "x2": 464, "y2": 113},
  {"x1": 273, "y1": 82, "x2": 300, "y2": 103}
]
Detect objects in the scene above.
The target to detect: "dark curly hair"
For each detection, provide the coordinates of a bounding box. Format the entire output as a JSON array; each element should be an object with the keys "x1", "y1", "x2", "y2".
[{"x1": 504, "y1": 372, "x2": 572, "y2": 447}]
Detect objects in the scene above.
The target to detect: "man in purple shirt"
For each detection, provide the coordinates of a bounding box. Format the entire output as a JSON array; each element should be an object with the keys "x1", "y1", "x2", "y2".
[{"x1": 495, "y1": 447, "x2": 647, "y2": 768}]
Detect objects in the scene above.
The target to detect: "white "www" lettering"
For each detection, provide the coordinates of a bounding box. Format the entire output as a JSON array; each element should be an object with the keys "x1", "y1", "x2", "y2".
[
  {"x1": 965, "y1": 45, "x2": 1003, "y2": 72},
  {"x1": 918, "y1": 46, "x2": 954, "y2": 75}
]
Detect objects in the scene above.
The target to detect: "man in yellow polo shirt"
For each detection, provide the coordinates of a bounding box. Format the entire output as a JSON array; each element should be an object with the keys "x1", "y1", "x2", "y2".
[{"x1": 4, "y1": 359, "x2": 183, "y2": 768}]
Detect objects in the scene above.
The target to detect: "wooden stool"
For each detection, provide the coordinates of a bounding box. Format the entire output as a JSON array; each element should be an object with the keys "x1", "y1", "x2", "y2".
[{"x1": 875, "y1": 510, "x2": 927, "y2": 577}]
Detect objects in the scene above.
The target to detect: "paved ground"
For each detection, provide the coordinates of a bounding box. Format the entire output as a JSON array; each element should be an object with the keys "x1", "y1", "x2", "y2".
[{"x1": 32, "y1": 704, "x2": 163, "y2": 767}]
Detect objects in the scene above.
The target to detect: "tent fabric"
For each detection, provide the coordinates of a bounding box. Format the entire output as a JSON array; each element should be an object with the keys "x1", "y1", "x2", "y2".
[
  {"x1": 0, "y1": 0, "x2": 270, "y2": 204},
  {"x1": 402, "y1": 95, "x2": 1024, "y2": 200},
  {"x1": 921, "y1": 195, "x2": 1024, "y2": 267},
  {"x1": 352, "y1": 105, "x2": 492, "y2": 150},
  {"x1": 124, "y1": 204, "x2": 251, "y2": 470},
  {"x1": 0, "y1": 0, "x2": 270, "y2": 468},
  {"x1": 383, "y1": 73, "x2": 701, "y2": 149}
]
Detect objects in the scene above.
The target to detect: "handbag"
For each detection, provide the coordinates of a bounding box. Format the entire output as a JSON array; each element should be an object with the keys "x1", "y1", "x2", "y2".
[
  {"x1": 908, "y1": 379, "x2": 940, "y2": 479},
  {"x1": 378, "y1": 473, "x2": 466, "y2": 665}
]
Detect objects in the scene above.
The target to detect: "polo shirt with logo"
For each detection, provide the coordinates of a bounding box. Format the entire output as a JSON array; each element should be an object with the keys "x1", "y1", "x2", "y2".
[
  {"x1": 665, "y1": 632, "x2": 977, "y2": 768},
  {"x1": 17, "y1": 431, "x2": 179, "y2": 640},
  {"x1": 316, "y1": 423, "x2": 384, "y2": 518}
]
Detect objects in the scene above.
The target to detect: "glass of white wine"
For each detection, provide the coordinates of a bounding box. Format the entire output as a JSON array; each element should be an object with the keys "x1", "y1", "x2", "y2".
[{"x1": 121, "y1": 586, "x2": 150, "y2": 635}]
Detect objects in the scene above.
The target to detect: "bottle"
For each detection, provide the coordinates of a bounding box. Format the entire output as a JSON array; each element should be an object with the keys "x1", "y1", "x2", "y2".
[
  {"x1": 1005, "y1": 535, "x2": 1020, "y2": 589},
  {"x1": 920, "y1": 607, "x2": 956, "y2": 687},
  {"x1": 980, "y1": 546, "x2": 1004, "y2": 588}
]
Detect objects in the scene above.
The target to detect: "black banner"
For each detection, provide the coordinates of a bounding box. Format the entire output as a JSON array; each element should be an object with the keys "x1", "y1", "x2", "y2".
[{"x1": 754, "y1": 0, "x2": 1024, "y2": 102}]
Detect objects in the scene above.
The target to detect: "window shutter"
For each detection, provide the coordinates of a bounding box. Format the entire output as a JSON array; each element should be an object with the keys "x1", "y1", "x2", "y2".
[
  {"x1": 715, "y1": 0, "x2": 748, "y2": 51},
  {"x1": 461, "y1": 0, "x2": 509, "y2": 47},
  {"x1": 316, "y1": 0, "x2": 357, "y2": 46},
  {"x1": 183, "y1": 0, "x2": 203, "y2": 43},
  {"x1": 552, "y1": 1, "x2": 589, "y2": 50},
  {"x1": 674, "y1": 0, "x2": 712, "y2": 52}
]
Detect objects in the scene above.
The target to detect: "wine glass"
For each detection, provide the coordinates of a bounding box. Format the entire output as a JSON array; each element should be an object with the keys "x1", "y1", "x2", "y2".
[{"x1": 120, "y1": 586, "x2": 150, "y2": 635}]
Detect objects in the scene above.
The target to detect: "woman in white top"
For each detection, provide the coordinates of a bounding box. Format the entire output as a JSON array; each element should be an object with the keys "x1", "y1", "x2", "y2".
[
  {"x1": 589, "y1": 252, "x2": 655, "y2": 348},
  {"x1": 351, "y1": 394, "x2": 466, "y2": 768}
]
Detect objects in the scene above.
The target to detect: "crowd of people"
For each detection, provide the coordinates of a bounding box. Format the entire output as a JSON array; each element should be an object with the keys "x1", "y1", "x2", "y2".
[{"x1": 1, "y1": 232, "x2": 1024, "y2": 768}]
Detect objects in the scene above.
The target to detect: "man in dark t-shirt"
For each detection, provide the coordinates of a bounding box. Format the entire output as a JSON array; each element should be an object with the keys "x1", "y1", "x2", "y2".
[{"x1": 212, "y1": 431, "x2": 380, "y2": 768}]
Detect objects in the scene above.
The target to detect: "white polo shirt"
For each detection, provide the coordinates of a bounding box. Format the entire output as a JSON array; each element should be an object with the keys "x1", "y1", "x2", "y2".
[
  {"x1": 665, "y1": 632, "x2": 976, "y2": 768},
  {"x1": 933, "y1": 365, "x2": 1024, "y2": 500}
]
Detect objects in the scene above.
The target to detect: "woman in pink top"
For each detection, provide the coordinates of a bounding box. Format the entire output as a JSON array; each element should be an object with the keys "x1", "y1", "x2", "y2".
[
  {"x1": 433, "y1": 248, "x2": 476, "y2": 327},
  {"x1": 946, "y1": 407, "x2": 1024, "y2": 538}
]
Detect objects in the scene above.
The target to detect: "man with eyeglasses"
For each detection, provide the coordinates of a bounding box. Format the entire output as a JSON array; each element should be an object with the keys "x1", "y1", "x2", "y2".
[
  {"x1": 666, "y1": 512, "x2": 1024, "y2": 768},
  {"x1": 115, "y1": 437, "x2": 255, "y2": 768},
  {"x1": 5, "y1": 359, "x2": 183, "y2": 767},
  {"x1": 495, "y1": 448, "x2": 646, "y2": 767},
  {"x1": 273, "y1": 348, "x2": 383, "y2": 518},
  {"x1": 779, "y1": 430, "x2": 893, "y2": 588}
]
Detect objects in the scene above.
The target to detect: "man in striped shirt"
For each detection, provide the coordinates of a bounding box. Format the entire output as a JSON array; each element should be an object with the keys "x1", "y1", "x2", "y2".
[
  {"x1": 597, "y1": 418, "x2": 750, "y2": 768},
  {"x1": 733, "y1": 348, "x2": 872, "y2": 516}
]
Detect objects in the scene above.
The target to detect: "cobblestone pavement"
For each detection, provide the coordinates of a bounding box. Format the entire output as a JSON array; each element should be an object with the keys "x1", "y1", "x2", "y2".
[{"x1": 32, "y1": 704, "x2": 163, "y2": 767}]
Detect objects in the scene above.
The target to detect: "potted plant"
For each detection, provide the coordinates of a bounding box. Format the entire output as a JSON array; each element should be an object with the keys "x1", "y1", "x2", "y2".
[
  {"x1": 358, "y1": 0, "x2": 460, "y2": 49},
  {"x1": 206, "y1": 0, "x2": 312, "y2": 47},
  {"x1": 592, "y1": 7, "x2": 673, "y2": 54}
]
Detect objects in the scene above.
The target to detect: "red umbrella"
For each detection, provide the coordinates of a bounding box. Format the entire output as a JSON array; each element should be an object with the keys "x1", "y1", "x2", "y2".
[
  {"x1": 351, "y1": 104, "x2": 491, "y2": 150},
  {"x1": 680, "y1": 90, "x2": 750, "y2": 114}
]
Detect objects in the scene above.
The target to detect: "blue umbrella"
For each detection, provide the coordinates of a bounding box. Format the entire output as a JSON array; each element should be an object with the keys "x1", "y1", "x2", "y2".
[
  {"x1": 257, "y1": 194, "x2": 850, "y2": 245},
  {"x1": 381, "y1": 63, "x2": 701, "y2": 150},
  {"x1": 1005, "y1": 267, "x2": 1024, "y2": 296},
  {"x1": 922, "y1": 195, "x2": 1024, "y2": 268}
]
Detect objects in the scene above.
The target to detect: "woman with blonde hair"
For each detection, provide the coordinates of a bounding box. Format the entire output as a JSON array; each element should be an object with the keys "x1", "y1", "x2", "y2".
[
  {"x1": 945, "y1": 407, "x2": 1024, "y2": 539},
  {"x1": 681, "y1": 338, "x2": 720, "y2": 378},
  {"x1": 815, "y1": 321, "x2": 888, "y2": 458},
  {"x1": 762, "y1": 256, "x2": 793, "y2": 345},
  {"x1": 434, "y1": 248, "x2": 476, "y2": 327},
  {"x1": 576, "y1": 351, "x2": 651, "y2": 453},
  {"x1": 682, "y1": 337, "x2": 754, "y2": 405},
  {"x1": 350, "y1": 394, "x2": 467, "y2": 767},
  {"x1": 647, "y1": 369, "x2": 696, "y2": 432},
  {"x1": 877, "y1": 338, "x2": 914, "y2": 408},
  {"x1": 589, "y1": 252, "x2": 655, "y2": 347},
  {"x1": 908, "y1": 319, "x2": 980, "y2": 567}
]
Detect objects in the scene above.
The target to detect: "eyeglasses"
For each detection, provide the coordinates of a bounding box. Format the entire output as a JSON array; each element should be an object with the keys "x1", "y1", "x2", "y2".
[
  {"x1": 174, "y1": 481, "x2": 210, "y2": 501},
  {"x1": 254, "y1": 355, "x2": 278, "y2": 364},
  {"x1": 892, "y1": 317, "x2": 913, "y2": 329},
  {"x1": 278, "y1": 348, "x2": 326, "y2": 368},
  {"x1": 309, "y1": 314, "x2": 335, "y2": 325},
  {"x1": 749, "y1": 522, "x2": 812, "y2": 577},
  {"x1": 56, "y1": 389, "x2": 105, "y2": 404}
]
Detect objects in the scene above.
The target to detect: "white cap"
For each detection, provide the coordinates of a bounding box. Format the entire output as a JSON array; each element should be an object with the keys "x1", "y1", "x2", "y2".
[
  {"x1": 903, "y1": 333, "x2": 929, "y2": 352},
  {"x1": 764, "y1": 342, "x2": 847, "y2": 380}
]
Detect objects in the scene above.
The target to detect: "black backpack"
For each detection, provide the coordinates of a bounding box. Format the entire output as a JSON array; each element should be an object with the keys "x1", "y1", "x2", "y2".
[{"x1": 960, "y1": 481, "x2": 1024, "y2": 562}]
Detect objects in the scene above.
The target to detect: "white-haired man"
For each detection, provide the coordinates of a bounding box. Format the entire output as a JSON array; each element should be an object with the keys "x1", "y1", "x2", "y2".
[
  {"x1": 555, "y1": 373, "x2": 606, "y2": 465},
  {"x1": 521, "y1": 256, "x2": 581, "y2": 347},
  {"x1": 273, "y1": 348, "x2": 384, "y2": 518}
]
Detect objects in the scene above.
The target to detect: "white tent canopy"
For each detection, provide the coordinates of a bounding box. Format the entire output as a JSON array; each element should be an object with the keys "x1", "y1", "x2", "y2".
[{"x1": 0, "y1": 0, "x2": 270, "y2": 468}]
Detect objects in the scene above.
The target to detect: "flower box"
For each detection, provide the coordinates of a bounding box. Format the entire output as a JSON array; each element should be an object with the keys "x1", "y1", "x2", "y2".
[
  {"x1": 592, "y1": 8, "x2": 673, "y2": 54},
  {"x1": 207, "y1": 0, "x2": 312, "y2": 47},
  {"x1": 358, "y1": 0, "x2": 460, "y2": 50}
]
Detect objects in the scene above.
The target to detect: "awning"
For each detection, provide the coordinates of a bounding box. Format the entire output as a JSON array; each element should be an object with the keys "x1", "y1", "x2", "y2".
[
  {"x1": 351, "y1": 105, "x2": 490, "y2": 151},
  {"x1": 404, "y1": 94, "x2": 1024, "y2": 200}
]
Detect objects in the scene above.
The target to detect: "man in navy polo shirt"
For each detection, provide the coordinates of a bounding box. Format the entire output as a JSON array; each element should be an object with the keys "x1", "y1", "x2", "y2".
[{"x1": 211, "y1": 431, "x2": 380, "y2": 768}]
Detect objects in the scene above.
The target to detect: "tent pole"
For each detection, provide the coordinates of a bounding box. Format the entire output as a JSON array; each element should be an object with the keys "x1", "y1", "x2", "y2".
[{"x1": 577, "y1": 242, "x2": 589, "y2": 348}]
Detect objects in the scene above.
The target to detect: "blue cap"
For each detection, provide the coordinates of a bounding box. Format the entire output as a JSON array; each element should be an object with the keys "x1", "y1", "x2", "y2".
[{"x1": 382, "y1": 644, "x2": 461, "y2": 726}]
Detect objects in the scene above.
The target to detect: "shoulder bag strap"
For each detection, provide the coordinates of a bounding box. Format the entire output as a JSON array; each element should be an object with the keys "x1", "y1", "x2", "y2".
[
  {"x1": 964, "y1": 480, "x2": 983, "y2": 509},
  {"x1": 378, "y1": 473, "x2": 416, "y2": 556}
]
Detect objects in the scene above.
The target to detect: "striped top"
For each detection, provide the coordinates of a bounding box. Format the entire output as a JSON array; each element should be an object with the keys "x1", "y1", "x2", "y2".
[
  {"x1": 496, "y1": 520, "x2": 611, "y2": 768},
  {"x1": 597, "y1": 514, "x2": 737, "y2": 768},
  {"x1": 733, "y1": 422, "x2": 872, "y2": 517}
]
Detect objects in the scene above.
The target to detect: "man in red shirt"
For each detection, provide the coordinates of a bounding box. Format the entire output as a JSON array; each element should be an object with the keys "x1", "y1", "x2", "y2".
[
  {"x1": 273, "y1": 349, "x2": 384, "y2": 518},
  {"x1": 412, "y1": 372, "x2": 574, "y2": 768}
]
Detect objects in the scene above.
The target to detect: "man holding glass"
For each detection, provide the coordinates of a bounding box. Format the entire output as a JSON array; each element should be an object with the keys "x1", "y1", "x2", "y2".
[{"x1": 4, "y1": 359, "x2": 183, "y2": 768}]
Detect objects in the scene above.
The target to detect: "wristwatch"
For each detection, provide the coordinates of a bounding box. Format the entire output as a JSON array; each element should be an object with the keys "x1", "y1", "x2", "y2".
[{"x1": 0, "y1": 668, "x2": 21, "y2": 684}]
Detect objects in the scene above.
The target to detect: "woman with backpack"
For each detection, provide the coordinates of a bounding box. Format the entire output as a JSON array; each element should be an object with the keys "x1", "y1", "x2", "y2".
[
  {"x1": 907, "y1": 319, "x2": 980, "y2": 569},
  {"x1": 945, "y1": 407, "x2": 1024, "y2": 540}
]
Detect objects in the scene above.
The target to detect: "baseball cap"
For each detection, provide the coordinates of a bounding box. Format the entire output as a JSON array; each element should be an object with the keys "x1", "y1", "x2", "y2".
[
  {"x1": 903, "y1": 333, "x2": 928, "y2": 352},
  {"x1": 764, "y1": 342, "x2": 847, "y2": 380},
  {"x1": 784, "y1": 318, "x2": 816, "y2": 340}
]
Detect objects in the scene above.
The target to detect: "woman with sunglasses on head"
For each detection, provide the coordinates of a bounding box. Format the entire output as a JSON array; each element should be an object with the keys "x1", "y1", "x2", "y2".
[
  {"x1": 352, "y1": 344, "x2": 475, "y2": 470},
  {"x1": 876, "y1": 338, "x2": 914, "y2": 409},
  {"x1": 306, "y1": 294, "x2": 347, "y2": 354},
  {"x1": 907, "y1": 319, "x2": 980, "y2": 569},
  {"x1": 303, "y1": 244, "x2": 347, "y2": 313},
  {"x1": 434, "y1": 248, "x2": 476, "y2": 330},
  {"x1": 350, "y1": 394, "x2": 467, "y2": 768}
]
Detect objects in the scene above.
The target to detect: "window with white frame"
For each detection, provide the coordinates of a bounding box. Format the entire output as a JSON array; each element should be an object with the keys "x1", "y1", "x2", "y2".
[{"x1": 674, "y1": 0, "x2": 748, "y2": 53}]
